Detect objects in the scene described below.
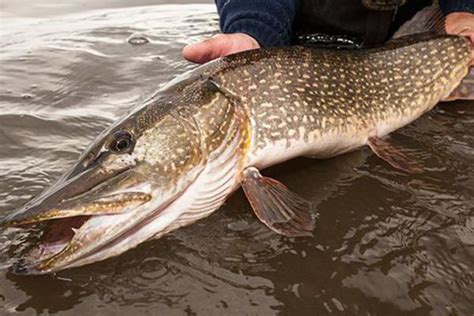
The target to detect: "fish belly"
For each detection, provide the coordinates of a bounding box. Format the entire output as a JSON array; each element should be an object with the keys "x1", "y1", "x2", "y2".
[{"x1": 246, "y1": 126, "x2": 370, "y2": 169}]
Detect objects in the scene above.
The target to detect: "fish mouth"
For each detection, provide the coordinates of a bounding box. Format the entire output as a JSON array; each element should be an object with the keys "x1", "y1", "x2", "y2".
[
  {"x1": 2, "y1": 148, "x2": 202, "y2": 274},
  {"x1": 1, "y1": 160, "x2": 155, "y2": 275},
  {"x1": 11, "y1": 215, "x2": 92, "y2": 275},
  {"x1": 7, "y1": 165, "x2": 204, "y2": 275},
  {"x1": 7, "y1": 188, "x2": 153, "y2": 275},
  {"x1": 1, "y1": 152, "x2": 142, "y2": 228}
]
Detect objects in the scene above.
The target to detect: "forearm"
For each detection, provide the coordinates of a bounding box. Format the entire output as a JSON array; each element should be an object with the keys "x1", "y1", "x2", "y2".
[
  {"x1": 440, "y1": 0, "x2": 474, "y2": 15},
  {"x1": 215, "y1": 0, "x2": 299, "y2": 47}
]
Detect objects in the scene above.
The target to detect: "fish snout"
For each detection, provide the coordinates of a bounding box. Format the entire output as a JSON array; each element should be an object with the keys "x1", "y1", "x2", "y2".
[{"x1": 1, "y1": 152, "x2": 149, "y2": 228}]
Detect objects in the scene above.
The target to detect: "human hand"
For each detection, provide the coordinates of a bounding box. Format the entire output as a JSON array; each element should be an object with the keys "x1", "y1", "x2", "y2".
[
  {"x1": 182, "y1": 33, "x2": 260, "y2": 64},
  {"x1": 445, "y1": 12, "x2": 474, "y2": 62}
]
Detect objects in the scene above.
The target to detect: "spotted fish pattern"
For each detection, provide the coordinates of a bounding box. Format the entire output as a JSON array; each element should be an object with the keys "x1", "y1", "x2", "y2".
[
  {"x1": 192, "y1": 34, "x2": 472, "y2": 168},
  {"x1": 133, "y1": 33, "x2": 471, "y2": 171}
]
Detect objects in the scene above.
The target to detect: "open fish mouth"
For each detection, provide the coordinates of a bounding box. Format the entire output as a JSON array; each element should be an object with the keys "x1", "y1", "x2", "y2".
[
  {"x1": 12, "y1": 216, "x2": 92, "y2": 274},
  {"x1": 6, "y1": 189, "x2": 153, "y2": 275},
  {"x1": 0, "y1": 146, "x2": 157, "y2": 274}
]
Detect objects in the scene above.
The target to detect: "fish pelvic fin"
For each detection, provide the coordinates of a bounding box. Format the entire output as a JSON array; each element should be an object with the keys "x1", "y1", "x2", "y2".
[
  {"x1": 241, "y1": 167, "x2": 315, "y2": 237},
  {"x1": 392, "y1": 4, "x2": 445, "y2": 39},
  {"x1": 368, "y1": 137, "x2": 424, "y2": 174}
]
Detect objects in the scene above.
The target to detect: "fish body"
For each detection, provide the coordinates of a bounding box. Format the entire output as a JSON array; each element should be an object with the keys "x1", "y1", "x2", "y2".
[
  {"x1": 1, "y1": 30, "x2": 472, "y2": 273},
  {"x1": 216, "y1": 34, "x2": 471, "y2": 167}
]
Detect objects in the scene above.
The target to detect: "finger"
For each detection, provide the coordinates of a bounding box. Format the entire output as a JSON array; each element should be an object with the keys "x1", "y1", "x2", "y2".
[
  {"x1": 182, "y1": 35, "x2": 229, "y2": 64},
  {"x1": 459, "y1": 30, "x2": 474, "y2": 43}
]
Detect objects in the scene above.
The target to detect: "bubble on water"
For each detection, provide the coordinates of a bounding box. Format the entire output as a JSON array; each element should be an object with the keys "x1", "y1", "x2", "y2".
[
  {"x1": 21, "y1": 93, "x2": 33, "y2": 99},
  {"x1": 127, "y1": 33, "x2": 149, "y2": 46}
]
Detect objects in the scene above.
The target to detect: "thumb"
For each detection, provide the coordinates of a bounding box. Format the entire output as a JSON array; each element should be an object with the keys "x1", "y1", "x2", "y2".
[{"x1": 182, "y1": 34, "x2": 231, "y2": 64}]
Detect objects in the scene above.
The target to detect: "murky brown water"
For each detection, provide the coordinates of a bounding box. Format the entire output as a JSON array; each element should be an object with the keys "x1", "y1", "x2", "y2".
[{"x1": 1, "y1": 2, "x2": 473, "y2": 315}]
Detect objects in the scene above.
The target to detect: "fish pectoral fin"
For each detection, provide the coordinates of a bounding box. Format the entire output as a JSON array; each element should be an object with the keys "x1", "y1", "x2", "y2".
[
  {"x1": 205, "y1": 76, "x2": 241, "y2": 102},
  {"x1": 367, "y1": 136, "x2": 423, "y2": 174},
  {"x1": 241, "y1": 167, "x2": 315, "y2": 237}
]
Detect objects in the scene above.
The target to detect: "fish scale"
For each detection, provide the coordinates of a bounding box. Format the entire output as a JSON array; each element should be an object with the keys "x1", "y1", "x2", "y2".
[{"x1": 191, "y1": 34, "x2": 471, "y2": 166}]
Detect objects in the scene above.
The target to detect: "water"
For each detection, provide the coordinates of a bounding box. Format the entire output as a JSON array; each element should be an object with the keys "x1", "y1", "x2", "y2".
[{"x1": 0, "y1": 2, "x2": 473, "y2": 315}]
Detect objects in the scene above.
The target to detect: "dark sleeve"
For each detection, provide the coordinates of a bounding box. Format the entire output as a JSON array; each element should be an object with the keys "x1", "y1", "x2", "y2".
[
  {"x1": 215, "y1": 0, "x2": 299, "y2": 47},
  {"x1": 439, "y1": 0, "x2": 474, "y2": 14}
]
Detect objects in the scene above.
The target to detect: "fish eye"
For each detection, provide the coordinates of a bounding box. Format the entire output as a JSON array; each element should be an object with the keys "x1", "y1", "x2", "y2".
[{"x1": 109, "y1": 130, "x2": 134, "y2": 153}]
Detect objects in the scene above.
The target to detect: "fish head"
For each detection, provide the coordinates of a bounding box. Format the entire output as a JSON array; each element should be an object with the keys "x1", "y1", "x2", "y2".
[{"x1": 1, "y1": 92, "x2": 207, "y2": 274}]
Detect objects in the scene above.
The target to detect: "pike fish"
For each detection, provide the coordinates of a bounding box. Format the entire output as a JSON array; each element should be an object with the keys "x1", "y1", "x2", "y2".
[{"x1": 1, "y1": 6, "x2": 473, "y2": 274}]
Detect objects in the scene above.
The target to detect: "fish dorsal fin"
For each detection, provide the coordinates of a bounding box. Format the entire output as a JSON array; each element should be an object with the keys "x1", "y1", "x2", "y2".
[
  {"x1": 241, "y1": 167, "x2": 315, "y2": 237},
  {"x1": 392, "y1": 4, "x2": 445, "y2": 39}
]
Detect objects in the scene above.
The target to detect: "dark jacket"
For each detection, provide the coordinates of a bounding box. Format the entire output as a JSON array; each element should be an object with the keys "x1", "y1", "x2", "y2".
[{"x1": 216, "y1": 0, "x2": 474, "y2": 47}]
